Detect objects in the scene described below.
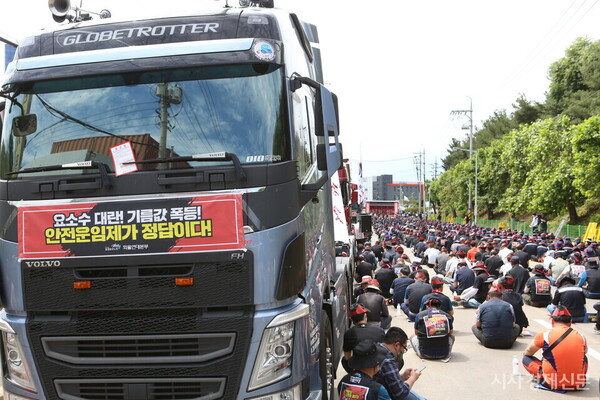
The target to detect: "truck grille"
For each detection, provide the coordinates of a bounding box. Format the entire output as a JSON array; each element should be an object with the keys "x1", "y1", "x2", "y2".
[
  {"x1": 42, "y1": 333, "x2": 235, "y2": 364},
  {"x1": 25, "y1": 250, "x2": 254, "y2": 400},
  {"x1": 22, "y1": 252, "x2": 253, "y2": 311},
  {"x1": 28, "y1": 310, "x2": 251, "y2": 400},
  {"x1": 54, "y1": 378, "x2": 226, "y2": 400}
]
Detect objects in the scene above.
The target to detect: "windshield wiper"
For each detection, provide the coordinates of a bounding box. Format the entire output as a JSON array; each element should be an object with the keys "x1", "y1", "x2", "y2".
[
  {"x1": 127, "y1": 152, "x2": 247, "y2": 181},
  {"x1": 7, "y1": 161, "x2": 112, "y2": 188}
]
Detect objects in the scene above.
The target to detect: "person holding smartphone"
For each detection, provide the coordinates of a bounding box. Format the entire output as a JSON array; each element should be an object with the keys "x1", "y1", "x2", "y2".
[{"x1": 373, "y1": 327, "x2": 428, "y2": 400}]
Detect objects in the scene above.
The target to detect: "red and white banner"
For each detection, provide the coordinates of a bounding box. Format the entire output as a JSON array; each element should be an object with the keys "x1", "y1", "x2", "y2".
[{"x1": 18, "y1": 194, "x2": 244, "y2": 259}]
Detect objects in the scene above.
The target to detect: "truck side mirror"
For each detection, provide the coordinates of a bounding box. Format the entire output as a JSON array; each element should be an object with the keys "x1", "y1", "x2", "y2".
[
  {"x1": 293, "y1": 76, "x2": 343, "y2": 204},
  {"x1": 12, "y1": 114, "x2": 37, "y2": 137},
  {"x1": 293, "y1": 77, "x2": 341, "y2": 176},
  {"x1": 314, "y1": 85, "x2": 341, "y2": 175}
]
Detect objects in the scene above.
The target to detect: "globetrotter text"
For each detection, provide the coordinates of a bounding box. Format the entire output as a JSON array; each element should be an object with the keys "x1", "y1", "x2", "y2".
[{"x1": 58, "y1": 23, "x2": 221, "y2": 46}]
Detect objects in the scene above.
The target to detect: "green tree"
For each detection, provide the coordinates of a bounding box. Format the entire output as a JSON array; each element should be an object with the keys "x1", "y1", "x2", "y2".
[
  {"x1": 441, "y1": 138, "x2": 468, "y2": 171},
  {"x1": 498, "y1": 117, "x2": 584, "y2": 222},
  {"x1": 512, "y1": 95, "x2": 544, "y2": 125},
  {"x1": 475, "y1": 144, "x2": 509, "y2": 219},
  {"x1": 571, "y1": 116, "x2": 600, "y2": 198},
  {"x1": 497, "y1": 124, "x2": 537, "y2": 216},
  {"x1": 473, "y1": 110, "x2": 516, "y2": 148},
  {"x1": 546, "y1": 37, "x2": 600, "y2": 122}
]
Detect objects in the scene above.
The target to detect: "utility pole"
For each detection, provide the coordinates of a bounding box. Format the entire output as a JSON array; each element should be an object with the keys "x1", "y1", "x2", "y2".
[
  {"x1": 157, "y1": 83, "x2": 170, "y2": 160},
  {"x1": 422, "y1": 148, "x2": 426, "y2": 218},
  {"x1": 155, "y1": 83, "x2": 183, "y2": 168},
  {"x1": 451, "y1": 97, "x2": 473, "y2": 213}
]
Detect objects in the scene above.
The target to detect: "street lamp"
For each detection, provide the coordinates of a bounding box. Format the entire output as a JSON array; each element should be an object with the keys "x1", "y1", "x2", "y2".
[{"x1": 458, "y1": 148, "x2": 478, "y2": 225}]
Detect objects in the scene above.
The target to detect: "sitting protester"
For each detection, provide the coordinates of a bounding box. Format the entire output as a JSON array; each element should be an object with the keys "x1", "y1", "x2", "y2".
[
  {"x1": 578, "y1": 257, "x2": 600, "y2": 299},
  {"x1": 338, "y1": 340, "x2": 391, "y2": 400},
  {"x1": 342, "y1": 304, "x2": 385, "y2": 373},
  {"x1": 411, "y1": 298, "x2": 454, "y2": 362},
  {"x1": 523, "y1": 264, "x2": 552, "y2": 307},
  {"x1": 400, "y1": 273, "x2": 432, "y2": 322},
  {"x1": 498, "y1": 275, "x2": 529, "y2": 335},
  {"x1": 419, "y1": 277, "x2": 454, "y2": 315},
  {"x1": 522, "y1": 306, "x2": 588, "y2": 391},
  {"x1": 358, "y1": 280, "x2": 392, "y2": 329},
  {"x1": 452, "y1": 264, "x2": 492, "y2": 308},
  {"x1": 472, "y1": 289, "x2": 520, "y2": 349},
  {"x1": 390, "y1": 267, "x2": 414, "y2": 308},
  {"x1": 547, "y1": 275, "x2": 586, "y2": 323}
]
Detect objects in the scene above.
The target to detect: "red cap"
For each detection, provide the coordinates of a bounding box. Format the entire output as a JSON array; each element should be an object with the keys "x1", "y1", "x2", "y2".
[
  {"x1": 350, "y1": 304, "x2": 368, "y2": 317},
  {"x1": 431, "y1": 277, "x2": 444, "y2": 285},
  {"x1": 551, "y1": 307, "x2": 572, "y2": 318},
  {"x1": 368, "y1": 279, "x2": 380, "y2": 287}
]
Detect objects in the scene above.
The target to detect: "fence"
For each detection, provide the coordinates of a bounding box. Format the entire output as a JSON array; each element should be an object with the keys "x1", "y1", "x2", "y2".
[{"x1": 446, "y1": 218, "x2": 587, "y2": 238}]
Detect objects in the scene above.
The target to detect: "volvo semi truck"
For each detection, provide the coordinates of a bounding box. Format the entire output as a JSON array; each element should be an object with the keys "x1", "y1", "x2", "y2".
[{"x1": 0, "y1": 1, "x2": 350, "y2": 399}]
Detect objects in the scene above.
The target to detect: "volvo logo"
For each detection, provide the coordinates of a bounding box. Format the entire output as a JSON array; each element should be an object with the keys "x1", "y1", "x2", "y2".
[{"x1": 25, "y1": 260, "x2": 61, "y2": 267}]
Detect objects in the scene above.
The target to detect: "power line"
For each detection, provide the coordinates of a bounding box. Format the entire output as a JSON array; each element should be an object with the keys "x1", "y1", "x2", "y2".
[{"x1": 501, "y1": 0, "x2": 599, "y2": 90}]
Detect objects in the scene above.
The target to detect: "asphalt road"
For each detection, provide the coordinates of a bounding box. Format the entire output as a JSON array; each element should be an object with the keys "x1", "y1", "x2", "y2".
[{"x1": 337, "y1": 267, "x2": 600, "y2": 399}]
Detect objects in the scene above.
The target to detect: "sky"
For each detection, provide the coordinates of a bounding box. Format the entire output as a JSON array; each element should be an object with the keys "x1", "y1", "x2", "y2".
[{"x1": 2, "y1": 0, "x2": 600, "y2": 183}]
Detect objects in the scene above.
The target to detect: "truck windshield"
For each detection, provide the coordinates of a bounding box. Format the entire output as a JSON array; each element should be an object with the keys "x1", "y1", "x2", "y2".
[{"x1": 1, "y1": 64, "x2": 289, "y2": 178}]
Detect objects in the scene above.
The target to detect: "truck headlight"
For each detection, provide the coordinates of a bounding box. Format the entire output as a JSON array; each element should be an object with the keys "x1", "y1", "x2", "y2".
[
  {"x1": 248, "y1": 304, "x2": 309, "y2": 391},
  {"x1": 2, "y1": 332, "x2": 36, "y2": 392},
  {"x1": 249, "y1": 321, "x2": 294, "y2": 391}
]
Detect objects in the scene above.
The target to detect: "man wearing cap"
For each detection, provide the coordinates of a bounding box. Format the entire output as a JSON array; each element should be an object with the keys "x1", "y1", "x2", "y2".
[
  {"x1": 357, "y1": 280, "x2": 392, "y2": 329},
  {"x1": 387, "y1": 245, "x2": 400, "y2": 265},
  {"x1": 547, "y1": 276, "x2": 586, "y2": 322},
  {"x1": 577, "y1": 257, "x2": 600, "y2": 299},
  {"x1": 472, "y1": 290, "x2": 520, "y2": 348},
  {"x1": 433, "y1": 247, "x2": 450, "y2": 275},
  {"x1": 523, "y1": 265, "x2": 552, "y2": 307},
  {"x1": 414, "y1": 238, "x2": 427, "y2": 260},
  {"x1": 354, "y1": 276, "x2": 372, "y2": 301},
  {"x1": 466, "y1": 241, "x2": 479, "y2": 263},
  {"x1": 391, "y1": 246, "x2": 408, "y2": 265},
  {"x1": 549, "y1": 251, "x2": 569, "y2": 283},
  {"x1": 499, "y1": 251, "x2": 515, "y2": 276},
  {"x1": 375, "y1": 260, "x2": 398, "y2": 300},
  {"x1": 423, "y1": 242, "x2": 440, "y2": 269},
  {"x1": 449, "y1": 261, "x2": 475, "y2": 296},
  {"x1": 499, "y1": 275, "x2": 529, "y2": 335},
  {"x1": 356, "y1": 256, "x2": 375, "y2": 283},
  {"x1": 372, "y1": 241, "x2": 384, "y2": 263},
  {"x1": 411, "y1": 298, "x2": 454, "y2": 362},
  {"x1": 338, "y1": 340, "x2": 392, "y2": 400},
  {"x1": 374, "y1": 328, "x2": 427, "y2": 400},
  {"x1": 484, "y1": 249, "x2": 504, "y2": 277},
  {"x1": 420, "y1": 277, "x2": 454, "y2": 315},
  {"x1": 342, "y1": 304, "x2": 386, "y2": 373},
  {"x1": 445, "y1": 251, "x2": 471, "y2": 280},
  {"x1": 363, "y1": 245, "x2": 378, "y2": 268},
  {"x1": 453, "y1": 265, "x2": 494, "y2": 308},
  {"x1": 498, "y1": 242, "x2": 513, "y2": 264},
  {"x1": 390, "y1": 267, "x2": 414, "y2": 309},
  {"x1": 401, "y1": 273, "x2": 432, "y2": 322},
  {"x1": 506, "y1": 255, "x2": 531, "y2": 294},
  {"x1": 522, "y1": 306, "x2": 588, "y2": 391},
  {"x1": 513, "y1": 243, "x2": 531, "y2": 270},
  {"x1": 409, "y1": 263, "x2": 429, "y2": 283}
]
